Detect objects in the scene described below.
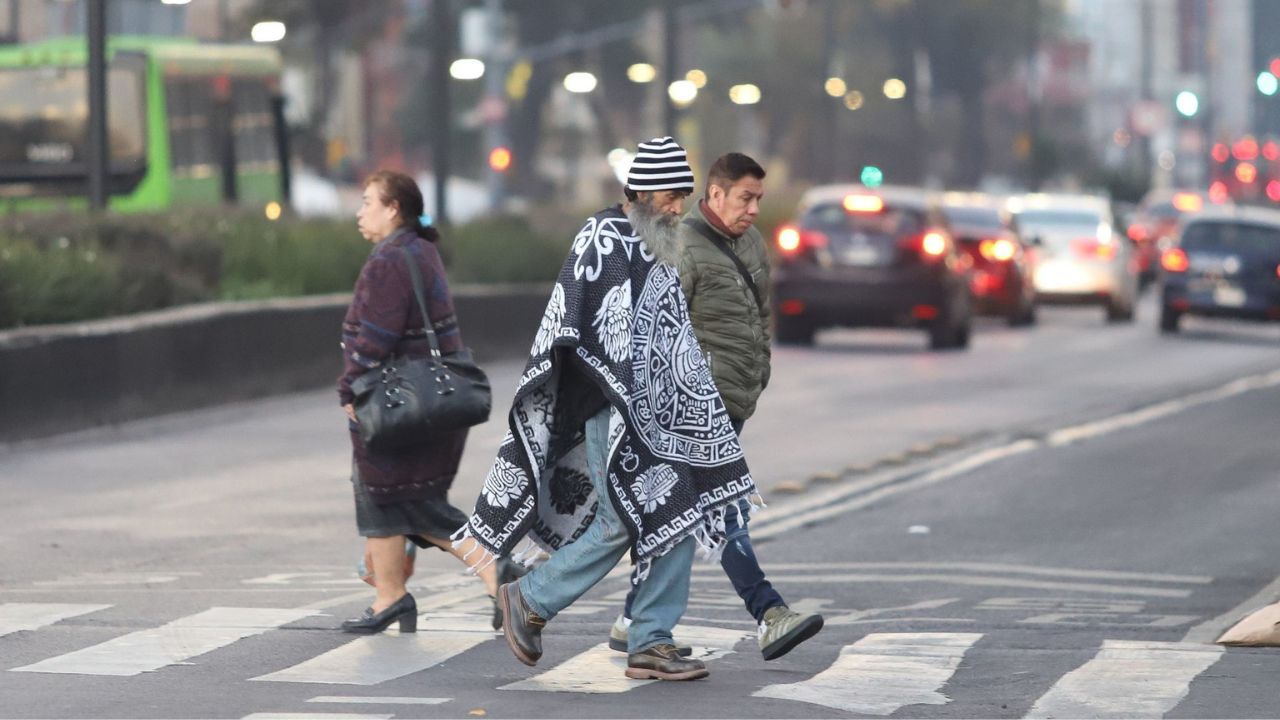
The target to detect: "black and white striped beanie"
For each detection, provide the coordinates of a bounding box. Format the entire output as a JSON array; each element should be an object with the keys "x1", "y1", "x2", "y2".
[{"x1": 626, "y1": 136, "x2": 695, "y2": 193}]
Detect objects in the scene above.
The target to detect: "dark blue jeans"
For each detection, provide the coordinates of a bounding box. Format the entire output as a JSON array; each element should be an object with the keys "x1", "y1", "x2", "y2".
[{"x1": 624, "y1": 418, "x2": 785, "y2": 623}]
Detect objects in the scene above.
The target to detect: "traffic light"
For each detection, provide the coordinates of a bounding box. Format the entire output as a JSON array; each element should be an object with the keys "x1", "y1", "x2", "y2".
[
  {"x1": 488, "y1": 146, "x2": 513, "y2": 173},
  {"x1": 860, "y1": 165, "x2": 884, "y2": 188}
]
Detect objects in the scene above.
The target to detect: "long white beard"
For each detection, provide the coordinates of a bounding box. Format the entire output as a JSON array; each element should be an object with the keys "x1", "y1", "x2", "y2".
[{"x1": 627, "y1": 203, "x2": 685, "y2": 267}]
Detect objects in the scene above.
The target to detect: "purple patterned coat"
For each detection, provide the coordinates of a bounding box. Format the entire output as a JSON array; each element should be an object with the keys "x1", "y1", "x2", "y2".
[{"x1": 338, "y1": 228, "x2": 468, "y2": 503}]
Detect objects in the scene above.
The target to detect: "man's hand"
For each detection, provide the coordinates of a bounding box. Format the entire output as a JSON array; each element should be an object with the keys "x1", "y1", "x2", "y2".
[{"x1": 344, "y1": 404, "x2": 357, "y2": 423}]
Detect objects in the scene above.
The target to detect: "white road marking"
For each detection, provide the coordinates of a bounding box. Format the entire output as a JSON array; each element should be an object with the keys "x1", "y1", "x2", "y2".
[
  {"x1": 700, "y1": 572, "x2": 1194, "y2": 598},
  {"x1": 754, "y1": 632, "x2": 982, "y2": 715},
  {"x1": 499, "y1": 625, "x2": 748, "y2": 694},
  {"x1": 1026, "y1": 640, "x2": 1224, "y2": 719},
  {"x1": 11, "y1": 607, "x2": 315, "y2": 676},
  {"x1": 33, "y1": 572, "x2": 200, "y2": 587},
  {"x1": 1046, "y1": 369, "x2": 1280, "y2": 447},
  {"x1": 729, "y1": 561, "x2": 1212, "y2": 585},
  {"x1": 307, "y1": 696, "x2": 451, "y2": 706},
  {"x1": 243, "y1": 714, "x2": 392, "y2": 719},
  {"x1": 0, "y1": 603, "x2": 111, "y2": 639},
  {"x1": 1183, "y1": 572, "x2": 1280, "y2": 644},
  {"x1": 252, "y1": 629, "x2": 490, "y2": 685}
]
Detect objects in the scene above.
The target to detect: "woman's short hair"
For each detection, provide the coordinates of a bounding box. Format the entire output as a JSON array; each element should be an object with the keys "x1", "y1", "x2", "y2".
[{"x1": 365, "y1": 170, "x2": 439, "y2": 242}]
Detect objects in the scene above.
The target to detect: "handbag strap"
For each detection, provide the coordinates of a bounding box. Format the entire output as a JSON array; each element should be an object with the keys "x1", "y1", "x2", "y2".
[
  {"x1": 398, "y1": 244, "x2": 444, "y2": 360},
  {"x1": 682, "y1": 218, "x2": 765, "y2": 315}
]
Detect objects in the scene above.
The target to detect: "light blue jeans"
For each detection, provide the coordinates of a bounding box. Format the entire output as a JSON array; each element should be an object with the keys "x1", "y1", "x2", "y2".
[{"x1": 520, "y1": 406, "x2": 695, "y2": 653}]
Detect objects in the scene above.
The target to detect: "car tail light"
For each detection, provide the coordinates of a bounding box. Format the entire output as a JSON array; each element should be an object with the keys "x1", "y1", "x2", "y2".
[
  {"x1": 1072, "y1": 237, "x2": 1116, "y2": 261},
  {"x1": 978, "y1": 238, "x2": 1017, "y2": 262},
  {"x1": 1127, "y1": 224, "x2": 1149, "y2": 242},
  {"x1": 842, "y1": 195, "x2": 884, "y2": 213},
  {"x1": 1275, "y1": 263, "x2": 1280, "y2": 279},
  {"x1": 779, "y1": 299, "x2": 805, "y2": 316},
  {"x1": 921, "y1": 232, "x2": 948, "y2": 257},
  {"x1": 776, "y1": 224, "x2": 827, "y2": 255},
  {"x1": 912, "y1": 304, "x2": 939, "y2": 320},
  {"x1": 1162, "y1": 248, "x2": 1190, "y2": 273},
  {"x1": 1172, "y1": 193, "x2": 1203, "y2": 213}
]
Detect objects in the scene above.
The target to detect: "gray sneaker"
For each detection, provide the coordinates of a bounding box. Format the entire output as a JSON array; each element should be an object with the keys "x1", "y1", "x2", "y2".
[
  {"x1": 758, "y1": 605, "x2": 824, "y2": 661},
  {"x1": 607, "y1": 614, "x2": 692, "y2": 657}
]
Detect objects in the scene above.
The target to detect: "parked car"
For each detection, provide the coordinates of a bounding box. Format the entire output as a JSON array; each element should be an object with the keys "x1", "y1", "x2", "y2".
[
  {"x1": 1159, "y1": 205, "x2": 1280, "y2": 333},
  {"x1": 1009, "y1": 193, "x2": 1138, "y2": 323},
  {"x1": 940, "y1": 193, "x2": 1037, "y2": 326},
  {"x1": 1127, "y1": 189, "x2": 1219, "y2": 288},
  {"x1": 771, "y1": 185, "x2": 972, "y2": 350}
]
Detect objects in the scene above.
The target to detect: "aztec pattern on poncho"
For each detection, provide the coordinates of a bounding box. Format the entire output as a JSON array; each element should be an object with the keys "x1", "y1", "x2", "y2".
[{"x1": 459, "y1": 206, "x2": 756, "y2": 573}]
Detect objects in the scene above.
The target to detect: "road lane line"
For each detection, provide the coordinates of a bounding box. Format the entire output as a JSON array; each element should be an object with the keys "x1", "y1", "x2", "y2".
[
  {"x1": 306, "y1": 697, "x2": 451, "y2": 706},
  {"x1": 701, "y1": 561, "x2": 1213, "y2": 585},
  {"x1": 252, "y1": 628, "x2": 491, "y2": 685},
  {"x1": 11, "y1": 607, "x2": 316, "y2": 676},
  {"x1": 1026, "y1": 640, "x2": 1224, "y2": 718},
  {"x1": 751, "y1": 440, "x2": 1039, "y2": 540},
  {"x1": 0, "y1": 603, "x2": 111, "y2": 639},
  {"x1": 499, "y1": 625, "x2": 748, "y2": 694},
  {"x1": 719, "y1": 573, "x2": 1193, "y2": 598},
  {"x1": 1182, "y1": 572, "x2": 1280, "y2": 644},
  {"x1": 243, "y1": 714, "x2": 392, "y2": 719},
  {"x1": 753, "y1": 632, "x2": 982, "y2": 715}
]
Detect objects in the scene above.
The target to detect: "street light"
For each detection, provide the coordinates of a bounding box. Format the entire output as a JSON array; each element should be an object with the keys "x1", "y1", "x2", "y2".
[
  {"x1": 844, "y1": 91, "x2": 864, "y2": 111},
  {"x1": 627, "y1": 63, "x2": 657, "y2": 83},
  {"x1": 449, "y1": 59, "x2": 485, "y2": 81},
  {"x1": 729, "y1": 84, "x2": 761, "y2": 105},
  {"x1": 251, "y1": 21, "x2": 286, "y2": 43},
  {"x1": 824, "y1": 77, "x2": 847, "y2": 98},
  {"x1": 1175, "y1": 90, "x2": 1199, "y2": 118},
  {"x1": 563, "y1": 72, "x2": 598, "y2": 94},
  {"x1": 1258, "y1": 71, "x2": 1279, "y2": 97},
  {"x1": 668, "y1": 79, "x2": 697, "y2": 107},
  {"x1": 883, "y1": 78, "x2": 906, "y2": 100},
  {"x1": 685, "y1": 69, "x2": 707, "y2": 89}
]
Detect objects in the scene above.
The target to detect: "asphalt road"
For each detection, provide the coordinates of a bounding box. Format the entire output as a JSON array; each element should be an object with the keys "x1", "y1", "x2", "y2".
[{"x1": 2, "y1": 296, "x2": 1279, "y2": 719}]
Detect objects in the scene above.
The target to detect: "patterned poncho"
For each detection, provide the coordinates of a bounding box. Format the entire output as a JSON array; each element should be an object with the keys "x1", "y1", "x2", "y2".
[{"x1": 459, "y1": 206, "x2": 757, "y2": 577}]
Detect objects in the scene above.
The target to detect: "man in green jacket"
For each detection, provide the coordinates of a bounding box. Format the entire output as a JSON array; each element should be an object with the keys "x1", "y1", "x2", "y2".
[{"x1": 609, "y1": 152, "x2": 824, "y2": 661}]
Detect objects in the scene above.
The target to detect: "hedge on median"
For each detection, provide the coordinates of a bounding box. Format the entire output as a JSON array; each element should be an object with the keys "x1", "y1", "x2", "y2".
[{"x1": 0, "y1": 210, "x2": 568, "y2": 329}]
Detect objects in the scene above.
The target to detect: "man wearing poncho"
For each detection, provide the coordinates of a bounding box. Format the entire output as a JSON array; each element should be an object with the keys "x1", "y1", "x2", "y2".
[{"x1": 457, "y1": 138, "x2": 757, "y2": 681}]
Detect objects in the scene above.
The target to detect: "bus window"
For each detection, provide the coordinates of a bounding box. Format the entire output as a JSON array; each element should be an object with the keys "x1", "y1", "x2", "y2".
[{"x1": 0, "y1": 63, "x2": 146, "y2": 183}]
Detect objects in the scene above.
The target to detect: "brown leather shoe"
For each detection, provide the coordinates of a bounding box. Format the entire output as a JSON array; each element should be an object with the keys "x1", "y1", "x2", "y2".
[
  {"x1": 625, "y1": 643, "x2": 708, "y2": 681},
  {"x1": 498, "y1": 581, "x2": 545, "y2": 666}
]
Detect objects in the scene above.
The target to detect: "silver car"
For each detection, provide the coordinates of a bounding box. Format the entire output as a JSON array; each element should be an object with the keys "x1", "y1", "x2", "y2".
[{"x1": 1008, "y1": 194, "x2": 1138, "y2": 323}]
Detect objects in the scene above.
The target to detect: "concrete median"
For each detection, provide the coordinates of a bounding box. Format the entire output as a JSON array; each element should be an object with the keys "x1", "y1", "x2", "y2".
[{"x1": 0, "y1": 284, "x2": 549, "y2": 442}]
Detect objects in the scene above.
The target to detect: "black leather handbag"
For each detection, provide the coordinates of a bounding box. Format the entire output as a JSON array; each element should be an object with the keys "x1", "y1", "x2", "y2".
[{"x1": 350, "y1": 246, "x2": 492, "y2": 452}]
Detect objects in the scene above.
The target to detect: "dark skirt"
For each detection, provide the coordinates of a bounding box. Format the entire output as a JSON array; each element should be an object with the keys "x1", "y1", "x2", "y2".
[{"x1": 352, "y1": 474, "x2": 469, "y2": 550}]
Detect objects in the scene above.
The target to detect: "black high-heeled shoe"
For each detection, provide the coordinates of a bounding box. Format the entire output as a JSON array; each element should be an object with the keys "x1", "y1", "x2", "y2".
[{"x1": 341, "y1": 592, "x2": 417, "y2": 634}]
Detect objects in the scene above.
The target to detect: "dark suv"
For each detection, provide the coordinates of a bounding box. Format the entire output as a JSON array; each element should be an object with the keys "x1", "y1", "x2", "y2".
[
  {"x1": 771, "y1": 185, "x2": 972, "y2": 350},
  {"x1": 1159, "y1": 206, "x2": 1280, "y2": 333}
]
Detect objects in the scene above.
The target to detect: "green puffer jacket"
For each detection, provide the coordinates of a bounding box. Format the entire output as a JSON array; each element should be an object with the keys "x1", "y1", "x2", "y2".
[{"x1": 677, "y1": 202, "x2": 772, "y2": 421}]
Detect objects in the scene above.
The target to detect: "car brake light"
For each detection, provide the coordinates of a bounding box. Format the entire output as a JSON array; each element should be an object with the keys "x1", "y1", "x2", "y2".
[
  {"x1": 776, "y1": 224, "x2": 827, "y2": 254},
  {"x1": 921, "y1": 231, "x2": 948, "y2": 257},
  {"x1": 1127, "y1": 224, "x2": 1149, "y2": 242},
  {"x1": 1172, "y1": 193, "x2": 1203, "y2": 213},
  {"x1": 978, "y1": 238, "x2": 1017, "y2": 262},
  {"x1": 1072, "y1": 237, "x2": 1116, "y2": 260},
  {"x1": 1162, "y1": 248, "x2": 1189, "y2": 273},
  {"x1": 1275, "y1": 263, "x2": 1280, "y2": 279},
  {"x1": 843, "y1": 195, "x2": 885, "y2": 213}
]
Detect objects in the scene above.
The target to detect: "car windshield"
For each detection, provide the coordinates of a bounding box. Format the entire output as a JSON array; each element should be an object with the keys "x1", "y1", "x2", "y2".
[
  {"x1": 1017, "y1": 209, "x2": 1101, "y2": 226},
  {"x1": 1181, "y1": 222, "x2": 1280, "y2": 253},
  {"x1": 804, "y1": 202, "x2": 926, "y2": 237},
  {"x1": 943, "y1": 206, "x2": 1003, "y2": 231}
]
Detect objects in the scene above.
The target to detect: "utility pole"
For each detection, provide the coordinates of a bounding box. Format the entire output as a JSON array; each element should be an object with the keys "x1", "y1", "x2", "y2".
[
  {"x1": 87, "y1": 0, "x2": 108, "y2": 211},
  {"x1": 429, "y1": 0, "x2": 453, "y2": 226},
  {"x1": 1139, "y1": 0, "x2": 1154, "y2": 185},
  {"x1": 662, "y1": 0, "x2": 678, "y2": 135},
  {"x1": 4, "y1": 0, "x2": 19, "y2": 43},
  {"x1": 1027, "y1": 0, "x2": 1042, "y2": 190},
  {"x1": 483, "y1": 0, "x2": 509, "y2": 212},
  {"x1": 819, "y1": 0, "x2": 838, "y2": 182}
]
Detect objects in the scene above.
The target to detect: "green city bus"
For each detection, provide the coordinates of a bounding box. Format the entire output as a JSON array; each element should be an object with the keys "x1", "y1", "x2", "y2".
[{"x1": 0, "y1": 36, "x2": 289, "y2": 213}]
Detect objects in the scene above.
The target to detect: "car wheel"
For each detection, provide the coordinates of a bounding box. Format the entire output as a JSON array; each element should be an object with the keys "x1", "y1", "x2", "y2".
[
  {"x1": 929, "y1": 298, "x2": 972, "y2": 351},
  {"x1": 1008, "y1": 297, "x2": 1037, "y2": 327},
  {"x1": 1106, "y1": 295, "x2": 1135, "y2": 323},
  {"x1": 775, "y1": 317, "x2": 815, "y2": 346},
  {"x1": 1159, "y1": 304, "x2": 1182, "y2": 333}
]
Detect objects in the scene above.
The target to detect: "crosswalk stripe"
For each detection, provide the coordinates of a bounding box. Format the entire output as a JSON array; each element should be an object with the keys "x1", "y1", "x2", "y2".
[
  {"x1": 306, "y1": 696, "x2": 452, "y2": 706},
  {"x1": 499, "y1": 624, "x2": 750, "y2": 694},
  {"x1": 0, "y1": 603, "x2": 111, "y2": 639},
  {"x1": 1025, "y1": 640, "x2": 1225, "y2": 719},
  {"x1": 753, "y1": 632, "x2": 982, "y2": 715},
  {"x1": 10, "y1": 607, "x2": 316, "y2": 676},
  {"x1": 251, "y1": 614, "x2": 493, "y2": 686}
]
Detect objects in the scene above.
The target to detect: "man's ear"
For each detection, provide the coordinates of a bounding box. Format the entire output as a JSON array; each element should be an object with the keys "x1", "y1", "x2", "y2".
[{"x1": 707, "y1": 183, "x2": 724, "y2": 203}]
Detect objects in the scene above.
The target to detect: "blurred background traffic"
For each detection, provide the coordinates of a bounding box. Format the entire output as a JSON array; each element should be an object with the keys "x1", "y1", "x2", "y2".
[{"x1": 0, "y1": 0, "x2": 1278, "y2": 339}]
